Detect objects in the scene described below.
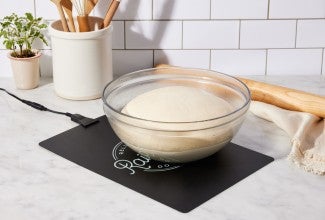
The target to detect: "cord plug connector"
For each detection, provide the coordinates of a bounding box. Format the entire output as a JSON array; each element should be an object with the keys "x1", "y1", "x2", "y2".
[{"x1": 69, "y1": 114, "x2": 99, "y2": 127}]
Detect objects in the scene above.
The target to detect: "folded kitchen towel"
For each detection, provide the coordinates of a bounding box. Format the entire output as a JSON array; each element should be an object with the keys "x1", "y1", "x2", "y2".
[{"x1": 250, "y1": 101, "x2": 325, "y2": 175}]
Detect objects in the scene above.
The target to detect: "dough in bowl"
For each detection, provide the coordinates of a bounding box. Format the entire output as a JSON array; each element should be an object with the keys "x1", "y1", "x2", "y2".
[
  {"x1": 116, "y1": 85, "x2": 237, "y2": 162},
  {"x1": 122, "y1": 86, "x2": 233, "y2": 122}
]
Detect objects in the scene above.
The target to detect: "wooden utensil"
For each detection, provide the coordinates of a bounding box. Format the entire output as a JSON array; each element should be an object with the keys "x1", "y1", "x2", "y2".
[
  {"x1": 61, "y1": 0, "x2": 76, "y2": 32},
  {"x1": 155, "y1": 64, "x2": 325, "y2": 118},
  {"x1": 77, "y1": 15, "x2": 91, "y2": 32},
  {"x1": 71, "y1": 0, "x2": 91, "y2": 32},
  {"x1": 86, "y1": 0, "x2": 99, "y2": 15},
  {"x1": 237, "y1": 77, "x2": 325, "y2": 118},
  {"x1": 102, "y1": 0, "x2": 121, "y2": 28},
  {"x1": 50, "y1": 0, "x2": 69, "y2": 32}
]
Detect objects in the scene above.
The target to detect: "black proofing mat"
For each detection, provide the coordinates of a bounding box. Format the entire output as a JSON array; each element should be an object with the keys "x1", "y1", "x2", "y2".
[{"x1": 39, "y1": 116, "x2": 274, "y2": 213}]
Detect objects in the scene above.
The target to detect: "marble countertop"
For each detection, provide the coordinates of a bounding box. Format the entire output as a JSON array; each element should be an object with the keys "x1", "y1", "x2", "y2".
[{"x1": 0, "y1": 76, "x2": 325, "y2": 220}]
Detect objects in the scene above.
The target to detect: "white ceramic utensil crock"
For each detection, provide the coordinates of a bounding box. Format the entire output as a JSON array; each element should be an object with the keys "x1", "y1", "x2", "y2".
[{"x1": 49, "y1": 16, "x2": 113, "y2": 100}]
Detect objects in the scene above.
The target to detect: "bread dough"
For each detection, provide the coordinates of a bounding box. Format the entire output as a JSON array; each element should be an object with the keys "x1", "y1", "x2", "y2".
[
  {"x1": 113, "y1": 86, "x2": 241, "y2": 162},
  {"x1": 122, "y1": 86, "x2": 233, "y2": 122}
]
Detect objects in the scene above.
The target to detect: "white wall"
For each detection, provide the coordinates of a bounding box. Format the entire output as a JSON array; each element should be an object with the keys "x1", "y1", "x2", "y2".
[{"x1": 1, "y1": 0, "x2": 325, "y2": 77}]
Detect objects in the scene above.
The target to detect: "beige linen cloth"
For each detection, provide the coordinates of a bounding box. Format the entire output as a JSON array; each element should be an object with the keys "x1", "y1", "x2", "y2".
[{"x1": 250, "y1": 101, "x2": 325, "y2": 175}]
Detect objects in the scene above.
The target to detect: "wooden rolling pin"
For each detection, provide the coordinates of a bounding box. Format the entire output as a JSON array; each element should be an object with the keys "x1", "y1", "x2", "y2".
[
  {"x1": 156, "y1": 64, "x2": 325, "y2": 118},
  {"x1": 237, "y1": 77, "x2": 325, "y2": 118}
]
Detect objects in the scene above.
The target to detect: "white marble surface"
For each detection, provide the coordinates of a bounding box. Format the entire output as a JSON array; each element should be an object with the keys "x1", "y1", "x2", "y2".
[{"x1": 0, "y1": 76, "x2": 325, "y2": 220}]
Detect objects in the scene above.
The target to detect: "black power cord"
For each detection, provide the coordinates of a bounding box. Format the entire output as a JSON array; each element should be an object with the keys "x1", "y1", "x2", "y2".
[{"x1": 0, "y1": 88, "x2": 98, "y2": 127}]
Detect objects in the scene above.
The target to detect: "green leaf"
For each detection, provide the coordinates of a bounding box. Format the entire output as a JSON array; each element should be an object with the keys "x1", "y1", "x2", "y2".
[
  {"x1": 0, "y1": 12, "x2": 48, "y2": 51},
  {"x1": 39, "y1": 35, "x2": 48, "y2": 46},
  {"x1": 26, "y1": 13, "x2": 33, "y2": 21},
  {"x1": 26, "y1": 41, "x2": 31, "y2": 50},
  {"x1": 5, "y1": 40, "x2": 13, "y2": 50},
  {"x1": 39, "y1": 24, "x2": 47, "y2": 29}
]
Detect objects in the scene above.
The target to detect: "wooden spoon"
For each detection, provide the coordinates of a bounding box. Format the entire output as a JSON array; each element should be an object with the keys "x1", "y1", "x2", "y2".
[
  {"x1": 61, "y1": 0, "x2": 76, "y2": 32},
  {"x1": 50, "y1": 0, "x2": 69, "y2": 32},
  {"x1": 86, "y1": 0, "x2": 99, "y2": 15},
  {"x1": 102, "y1": 0, "x2": 120, "y2": 28}
]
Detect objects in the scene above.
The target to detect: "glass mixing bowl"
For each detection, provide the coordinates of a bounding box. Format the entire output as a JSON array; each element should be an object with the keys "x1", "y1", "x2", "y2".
[{"x1": 102, "y1": 67, "x2": 250, "y2": 163}]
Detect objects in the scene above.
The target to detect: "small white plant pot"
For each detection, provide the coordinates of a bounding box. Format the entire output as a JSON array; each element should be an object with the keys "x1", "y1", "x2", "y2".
[
  {"x1": 8, "y1": 51, "x2": 41, "y2": 90},
  {"x1": 49, "y1": 16, "x2": 113, "y2": 100}
]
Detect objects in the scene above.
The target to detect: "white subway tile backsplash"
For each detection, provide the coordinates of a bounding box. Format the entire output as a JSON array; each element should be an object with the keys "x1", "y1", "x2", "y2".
[
  {"x1": 1, "y1": 0, "x2": 325, "y2": 77},
  {"x1": 35, "y1": 0, "x2": 59, "y2": 20},
  {"x1": 211, "y1": 0, "x2": 268, "y2": 19},
  {"x1": 112, "y1": 50, "x2": 153, "y2": 76},
  {"x1": 0, "y1": 38, "x2": 5, "y2": 49},
  {"x1": 211, "y1": 50, "x2": 266, "y2": 75},
  {"x1": 269, "y1": 0, "x2": 325, "y2": 19},
  {"x1": 95, "y1": 0, "x2": 152, "y2": 20},
  {"x1": 183, "y1": 21, "x2": 239, "y2": 49},
  {"x1": 112, "y1": 21, "x2": 125, "y2": 49},
  {"x1": 267, "y1": 49, "x2": 322, "y2": 75},
  {"x1": 0, "y1": 50, "x2": 12, "y2": 77},
  {"x1": 126, "y1": 21, "x2": 182, "y2": 49},
  {"x1": 240, "y1": 20, "x2": 296, "y2": 49},
  {"x1": 297, "y1": 20, "x2": 325, "y2": 48},
  {"x1": 153, "y1": 0, "x2": 210, "y2": 20},
  {"x1": 40, "y1": 50, "x2": 53, "y2": 77},
  {"x1": 154, "y1": 50, "x2": 210, "y2": 69},
  {"x1": 0, "y1": 0, "x2": 34, "y2": 18}
]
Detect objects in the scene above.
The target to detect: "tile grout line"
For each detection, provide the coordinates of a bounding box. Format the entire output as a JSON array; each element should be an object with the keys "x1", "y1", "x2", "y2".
[
  {"x1": 209, "y1": 50, "x2": 212, "y2": 69},
  {"x1": 238, "y1": 20, "x2": 241, "y2": 49},
  {"x1": 295, "y1": 20, "x2": 298, "y2": 48},
  {"x1": 151, "y1": 0, "x2": 154, "y2": 20},
  {"x1": 113, "y1": 18, "x2": 325, "y2": 21},
  {"x1": 209, "y1": 0, "x2": 212, "y2": 19},
  {"x1": 34, "y1": 0, "x2": 37, "y2": 17},
  {"x1": 181, "y1": 21, "x2": 184, "y2": 49},
  {"x1": 321, "y1": 48, "x2": 324, "y2": 75},
  {"x1": 265, "y1": 49, "x2": 269, "y2": 75},
  {"x1": 111, "y1": 47, "x2": 325, "y2": 51},
  {"x1": 267, "y1": 0, "x2": 270, "y2": 19},
  {"x1": 124, "y1": 21, "x2": 126, "y2": 50}
]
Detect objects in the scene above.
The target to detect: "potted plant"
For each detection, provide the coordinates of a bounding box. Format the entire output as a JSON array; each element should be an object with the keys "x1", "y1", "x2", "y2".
[{"x1": 0, "y1": 13, "x2": 48, "y2": 89}]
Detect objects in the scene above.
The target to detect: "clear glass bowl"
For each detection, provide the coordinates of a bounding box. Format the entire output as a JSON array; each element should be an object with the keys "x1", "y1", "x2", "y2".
[{"x1": 102, "y1": 67, "x2": 250, "y2": 163}]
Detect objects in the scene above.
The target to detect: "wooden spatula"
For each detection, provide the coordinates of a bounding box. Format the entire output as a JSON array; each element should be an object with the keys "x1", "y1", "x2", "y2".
[
  {"x1": 61, "y1": 0, "x2": 76, "y2": 32},
  {"x1": 50, "y1": 0, "x2": 69, "y2": 32},
  {"x1": 86, "y1": 0, "x2": 99, "y2": 15}
]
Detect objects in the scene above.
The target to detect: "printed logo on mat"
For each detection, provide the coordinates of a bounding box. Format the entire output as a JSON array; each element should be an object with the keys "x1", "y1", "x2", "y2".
[{"x1": 112, "y1": 142, "x2": 181, "y2": 175}]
